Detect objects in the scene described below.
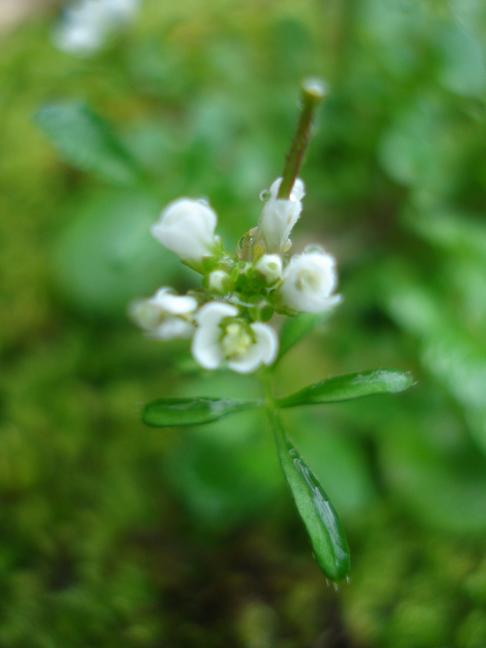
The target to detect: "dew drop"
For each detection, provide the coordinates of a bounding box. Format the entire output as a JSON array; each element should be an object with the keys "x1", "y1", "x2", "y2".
[{"x1": 259, "y1": 189, "x2": 271, "y2": 202}]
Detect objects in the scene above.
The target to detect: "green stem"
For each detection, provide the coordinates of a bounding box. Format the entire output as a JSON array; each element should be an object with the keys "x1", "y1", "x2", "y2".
[
  {"x1": 260, "y1": 368, "x2": 276, "y2": 412},
  {"x1": 260, "y1": 370, "x2": 285, "y2": 455},
  {"x1": 277, "y1": 78, "x2": 326, "y2": 199}
]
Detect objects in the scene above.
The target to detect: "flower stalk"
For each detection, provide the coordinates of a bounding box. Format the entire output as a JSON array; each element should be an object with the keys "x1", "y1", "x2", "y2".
[{"x1": 277, "y1": 78, "x2": 327, "y2": 200}]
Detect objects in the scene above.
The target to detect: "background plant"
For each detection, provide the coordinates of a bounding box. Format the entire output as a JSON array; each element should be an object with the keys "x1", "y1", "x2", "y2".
[{"x1": 1, "y1": 0, "x2": 486, "y2": 646}]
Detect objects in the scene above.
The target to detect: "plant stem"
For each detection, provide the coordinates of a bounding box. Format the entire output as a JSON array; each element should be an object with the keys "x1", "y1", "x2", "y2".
[
  {"x1": 260, "y1": 370, "x2": 285, "y2": 459},
  {"x1": 260, "y1": 368, "x2": 275, "y2": 412},
  {"x1": 277, "y1": 78, "x2": 327, "y2": 199}
]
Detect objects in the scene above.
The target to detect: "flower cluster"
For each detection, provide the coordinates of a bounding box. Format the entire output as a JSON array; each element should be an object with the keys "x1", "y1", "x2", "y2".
[{"x1": 131, "y1": 177, "x2": 339, "y2": 374}]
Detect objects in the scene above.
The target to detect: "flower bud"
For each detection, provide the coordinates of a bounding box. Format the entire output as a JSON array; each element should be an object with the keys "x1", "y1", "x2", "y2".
[
  {"x1": 259, "y1": 177, "x2": 305, "y2": 252},
  {"x1": 255, "y1": 254, "x2": 283, "y2": 284},
  {"x1": 151, "y1": 198, "x2": 218, "y2": 263},
  {"x1": 208, "y1": 269, "x2": 231, "y2": 294},
  {"x1": 280, "y1": 251, "x2": 340, "y2": 313}
]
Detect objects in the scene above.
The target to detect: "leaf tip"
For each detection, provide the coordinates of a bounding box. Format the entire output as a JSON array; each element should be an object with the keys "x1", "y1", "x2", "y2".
[{"x1": 385, "y1": 370, "x2": 416, "y2": 393}]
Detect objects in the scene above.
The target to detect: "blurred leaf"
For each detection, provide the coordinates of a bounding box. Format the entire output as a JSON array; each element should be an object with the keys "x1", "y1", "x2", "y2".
[
  {"x1": 378, "y1": 98, "x2": 457, "y2": 195},
  {"x1": 52, "y1": 189, "x2": 180, "y2": 317},
  {"x1": 279, "y1": 370, "x2": 414, "y2": 408},
  {"x1": 35, "y1": 102, "x2": 141, "y2": 184},
  {"x1": 381, "y1": 268, "x2": 486, "y2": 452},
  {"x1": 437, "y1": 24, "x2": 486, "y2": 98},
  {"x1": 381, "y1": 427, "x2": 486, "y2": 534},
  {"x1": 277, "y1": 312, "x2": 331, "y2": 362},
  {"x1": 143, "y1": 397, "x2": 259, "y2": 427},
  {"x1": 164, "y1": 410, "x2": 281, "y2": 531},
  {"x1": 270, "y1": 410, "x2": 350, "y2": 581},
  {"x1": 404, "y1": 209, "x2": 486, "y2": 265}
]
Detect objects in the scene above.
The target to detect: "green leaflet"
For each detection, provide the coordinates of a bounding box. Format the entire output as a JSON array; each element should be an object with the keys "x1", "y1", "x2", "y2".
[
  {"x1": 270, "y1": 410, "x2": 350, "y2": 581},
  {"x1": 143, "y1": 397, "x2": 259, "y2": 427},
  {"x1": 279, "y1": 369, "x2": 414, "y2": 408},
  {"x1": 35, "y1": 102, "x2": 142, "y2": 184}
]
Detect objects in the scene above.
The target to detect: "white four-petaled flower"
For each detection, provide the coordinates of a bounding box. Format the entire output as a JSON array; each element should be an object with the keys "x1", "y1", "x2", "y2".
[
  {"x1": 281, "y1": 251, "x2": 340, "y2": 313},
  {"x1": 151, "y1": 198, "x2": 218, "y2": 263},
  {"x1": 192, "y1": 302, "x2": 278, "y2": 373},
  {"x1": 130, "y1": 288, "x2": 197, "y2": 340},
  {"x1": 259, "y1": 177, "x2": 305, "y2": 252}
]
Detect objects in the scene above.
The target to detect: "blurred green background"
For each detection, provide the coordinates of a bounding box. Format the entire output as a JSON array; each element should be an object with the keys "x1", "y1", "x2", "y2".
[{"x1": 1, "y1": 0, "x2": 486, "y2": 646}]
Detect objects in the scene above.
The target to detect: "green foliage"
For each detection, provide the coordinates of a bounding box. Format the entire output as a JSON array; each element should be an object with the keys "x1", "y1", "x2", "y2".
[
  {"x1": 278, "y1": 369, "x2": 414, "y2": 407},
  {"x1": 277, "y1": 311, "x2": 331, "y2": 361},
  {"x1": 270, "y1": 410, "x2": 350, "y2": 581},
  {"x1": 294, "y1": 412, "x2": 377, "y2": 518},
  {"x1": 36, "y1": 101, "x2": 142, "y2": 184},
  {"x1": 2, "y1": 0, "x2": 486, "y2": 644},
  {"x1": 52, "y1": 189, "x2": 179, "y2": 316},
  {"x1": 35, "y1": 103, "x2": 139, "y2": 184},
  {"x1": 164, "y1": 410, "x2": 282, "y2": 531},
  {"x1": 143, "y1": 397, "x2": 259, "y2": 427},
  {"x1": 381, "y1": 425, "x2": 486, "y2": 534}
]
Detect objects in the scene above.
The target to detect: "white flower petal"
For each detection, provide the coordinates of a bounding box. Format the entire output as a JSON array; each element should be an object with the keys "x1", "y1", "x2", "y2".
[
  {"x1": 192, "y1": 323, "x2": 223, "y2": 369},
  {"x1": 269, "y1": 177, "x2": 305, "y2": 201},
  {"x1": 252, "y1": 322, "x2": 279, "y2": 365},
  {"x1": 260, "y1": 200, "x2": 302, "y2": 252},
  {"x1": 152, "y1": 288, "x2": 197, "y2": 315},
  {"x1": 191, "y1": 301, "x2": 238, "y2": 370},
  {"x1": 281, "y1": 251, "x2": 339, "y2": 313},
  {"x1": 260, "y1": 177, "x2": 305, "y2": 252},
  {"x1": 151, "y1": 319, "x2": 194, "y2": 340},
  {"x1": 151, "y1": 198, "x2": 218, "y2": 262},
  {"x1": 54, "y1": 0, "x2": 139, "y2": 54},
  {"x1": 196, "y1": 301, "x2": 237, "y2": 327},
  {"x1": 129, "y1": 299, "x2": 161, "y2": 331},
  {"x1": 227, "y1": 323, "x2": 278, "y2": 373}
]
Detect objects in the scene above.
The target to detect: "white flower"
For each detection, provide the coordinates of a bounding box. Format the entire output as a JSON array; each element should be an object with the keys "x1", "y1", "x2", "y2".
[
  {"x1": 130, "y1": 288, "x2": 197, "y2": 340},
  {"x1": 280, "y1": 251, "x2": 340, "y2": 313},
  {"x1": 259, "y1": 177, "x2": 305, "y2": 252},
  {"x1": 151, "y1": 198, "x2": 218, "y2": 263},
  {"x1": 255, "y1": 254, "x2": 283, "y2": 284},
  {"x1": 54, "y1": 0, "x2": 140, "y2": 54},
  {"x1": 104, "y1": 0, "x2": 140, "y2": 21},
  {"x1": 192, "y1": 302, "x2": 278, "y2": 373},
  {"x1": 208, "y1": 269, "x2": 230, "y2": 293}
]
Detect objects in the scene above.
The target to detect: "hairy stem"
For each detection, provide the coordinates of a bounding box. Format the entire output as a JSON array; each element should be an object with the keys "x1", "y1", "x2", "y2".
[{"x1": 277, "y1": 78, "x2": 326, "y2": 199}]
